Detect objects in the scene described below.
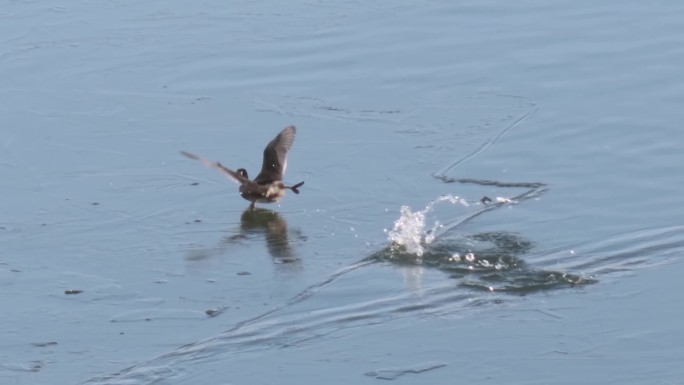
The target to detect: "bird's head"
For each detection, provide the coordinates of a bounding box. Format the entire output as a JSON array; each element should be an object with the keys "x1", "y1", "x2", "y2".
[{"x1": 237, "y1": 168, "x2": 249, "y2": 179}]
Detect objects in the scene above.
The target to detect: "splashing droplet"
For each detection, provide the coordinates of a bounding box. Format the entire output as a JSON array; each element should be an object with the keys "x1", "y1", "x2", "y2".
[
  {"x1": 387, "y1": 206, "x2": 427, "y2": 257},
  {"x1": 386, "y1": 195, "x2": 471, "y2": 257}
]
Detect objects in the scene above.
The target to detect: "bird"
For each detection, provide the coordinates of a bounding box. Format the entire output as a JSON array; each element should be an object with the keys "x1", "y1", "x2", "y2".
[{"x1": 181, "y1": 125, "x2": 304, "y2": 210}]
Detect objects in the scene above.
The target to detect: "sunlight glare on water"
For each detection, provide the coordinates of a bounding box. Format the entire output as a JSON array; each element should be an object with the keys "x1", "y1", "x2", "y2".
[{"x1": 385, "y1": 195, "x2": 470, "y2": 257}]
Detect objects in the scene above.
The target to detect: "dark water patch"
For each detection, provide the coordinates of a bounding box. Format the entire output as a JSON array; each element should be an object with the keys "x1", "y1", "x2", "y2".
[
  {"x1": 364, "y1": 362, "x2": 447, "y2": 380},
  {"x1": 30, "y1": 341, "x2": 58, "y2": 348},
  {"x1": 374, "y1": 231, "x2": 596, "y2": 294}
]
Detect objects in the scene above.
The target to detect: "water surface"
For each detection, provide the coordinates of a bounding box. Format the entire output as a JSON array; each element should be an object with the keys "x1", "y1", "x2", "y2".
[{"x1": 2, "y1": 1, "x2": 684, "y2": 384}]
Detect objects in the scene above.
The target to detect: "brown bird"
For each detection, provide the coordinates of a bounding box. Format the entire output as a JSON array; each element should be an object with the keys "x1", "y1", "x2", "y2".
[{"x1": 182, "y1": 125, "x2": 304, "y2": 210}]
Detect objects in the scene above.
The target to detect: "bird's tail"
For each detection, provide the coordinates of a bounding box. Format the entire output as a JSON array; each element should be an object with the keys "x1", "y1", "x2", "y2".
[{"x1": 289, "y1": 181, "x2": 305, "y2": 194}]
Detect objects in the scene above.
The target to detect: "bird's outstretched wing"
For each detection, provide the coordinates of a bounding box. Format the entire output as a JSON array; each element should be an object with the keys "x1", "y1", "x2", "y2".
[
  {"x1": 180, "y1": 151, "x2": 248, "y2": 184},
  {"x1": 254, "y1": 125, "x2": 296, "y2": 184}
]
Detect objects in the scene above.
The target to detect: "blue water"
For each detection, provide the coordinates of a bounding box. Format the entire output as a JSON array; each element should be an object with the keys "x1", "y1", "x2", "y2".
[{"x1": 2, "y1": 1, "x2": 684, "y2": 384}]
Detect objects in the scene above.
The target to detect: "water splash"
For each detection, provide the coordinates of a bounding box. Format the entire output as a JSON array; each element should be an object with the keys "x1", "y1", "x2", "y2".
[{"x1": 385, "y1": 195, "x2": 471, "y2": 257}]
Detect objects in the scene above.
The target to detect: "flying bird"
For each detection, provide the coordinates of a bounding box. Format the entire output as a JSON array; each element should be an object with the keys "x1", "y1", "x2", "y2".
[{"x1": 182, "y1": 125, "x2": 304, "y2": 210}]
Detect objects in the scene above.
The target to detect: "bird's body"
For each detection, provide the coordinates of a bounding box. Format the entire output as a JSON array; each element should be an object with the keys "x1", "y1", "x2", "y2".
[
  {"x1": 182, "y1": 125, "x2": 304, "y2": 210},
  {"x1": 239, "y1": 180, "x2": 287, "y2": 204}
]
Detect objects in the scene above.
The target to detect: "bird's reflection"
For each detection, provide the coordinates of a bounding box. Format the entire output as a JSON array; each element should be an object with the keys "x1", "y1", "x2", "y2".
[
  {"x1": 239, "y1": 208, "x2": 299, "y2": 265},
  {"x1": 185, "y1": 208, "x2": 301, "y2": 269}
]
